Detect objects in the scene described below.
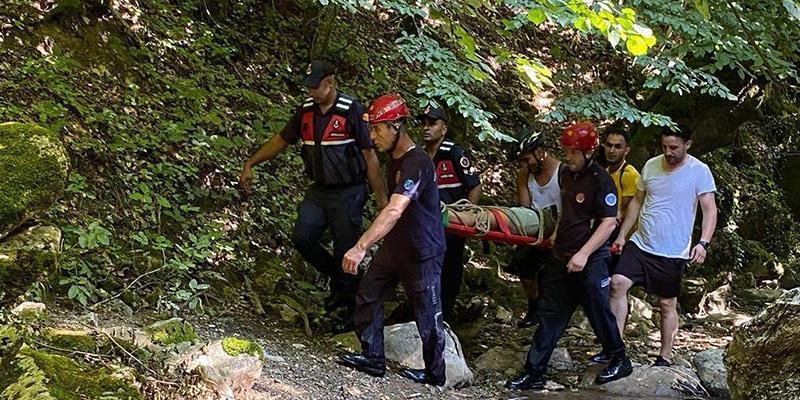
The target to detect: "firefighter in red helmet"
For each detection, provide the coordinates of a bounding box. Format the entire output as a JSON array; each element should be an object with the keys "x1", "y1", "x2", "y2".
[
  {"x1": 336, "y1": 94, "x2": 447, "y2": 387},
  {"x1": 507, "y1": 122, "x2": 633, "y2": 391}
]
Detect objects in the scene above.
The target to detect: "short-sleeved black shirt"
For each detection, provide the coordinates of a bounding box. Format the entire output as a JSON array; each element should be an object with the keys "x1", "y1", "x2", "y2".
[
  {"x1": 433, "y1": 140, "x2": 481, "y2": 204},
  {"x1": 279, "y1": 93, "x2": 373, "y2": 150},
  {"x1": 382, "y1": 147, "x2": 445, "y2": 261},
  {"x1": 553, "y1": 161, "x2": 618, "y2": 261}
]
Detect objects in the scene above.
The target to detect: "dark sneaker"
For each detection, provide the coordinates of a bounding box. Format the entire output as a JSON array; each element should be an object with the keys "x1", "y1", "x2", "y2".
[
  {"x1": 653, "y1": 356, "x2": 672, "y2": 367},
  {"x1": 516, "y1": 312, "x2": 539, "y2": 328},
  {"x1": 596, "y1": 354, "x2": 633, "y2": 384},
  {"x1": 399, "y1": 368, "x2": 446, "y2": 386},
  {"x1": 589, "y1": 351, "x2": 612, "y2": 364},
  {"x1": 336, "y1": 352, "x2": 386, "y2": 377},
  {"x1": 505, "y1": 369, "x2": 546, "y2": 391}
]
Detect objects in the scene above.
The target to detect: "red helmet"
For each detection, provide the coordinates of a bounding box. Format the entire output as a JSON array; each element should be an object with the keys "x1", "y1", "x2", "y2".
[
  {"x1": 561, "y1": 121, "x2": 599, "y2": 152},
  {"x1": 367, "y1": 93, "x2": 410, "y2": 124}
]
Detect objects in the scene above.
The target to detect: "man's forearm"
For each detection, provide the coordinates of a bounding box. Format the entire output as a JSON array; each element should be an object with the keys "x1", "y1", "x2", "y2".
[
  {"x1": 245, "y1": 135, "x2": 288, "y2": 167},
  {"x1": 618, "y1": 196, "x2": 641, "y2": 239},
  {"x1": 700, "y1": 204, "x2": 718, "y2": 242},
  {"x1": 578, "y1": 218, "x2": 617, "y2": 256},
  {"x1": 355, "y1": 200, "x2": 405, "y2": 250},
  {"x1": 467, "y1": 184, "x2": 482, "y2": 204}
]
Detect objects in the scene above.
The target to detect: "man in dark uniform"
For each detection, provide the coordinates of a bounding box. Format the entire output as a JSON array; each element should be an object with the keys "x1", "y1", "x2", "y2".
[
  {"x1": 418, "y1": 104, "x2": 481, "y2": 320},
  {"x1": 337, "y1": 94, "x2": 447, "y2": 386},
  {"x1": 506, "y1": 122, "x2": 632, "y2": 391},
  {"x1": 239, "y1": 60, "x2": 388, "y2": 317}
]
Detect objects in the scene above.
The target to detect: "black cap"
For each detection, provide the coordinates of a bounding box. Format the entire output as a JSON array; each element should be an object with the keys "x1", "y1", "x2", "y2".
[
  {"x1": 302, "y1": 60, "x2": 336, "y2": 87},
  {"x1": 416, "y1": 105, "x2": 448, "y2": 123}
]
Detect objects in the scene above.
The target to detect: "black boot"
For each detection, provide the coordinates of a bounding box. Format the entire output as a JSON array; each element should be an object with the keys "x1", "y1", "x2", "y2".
[
  {"x1": 595, "y1": 353, "x2": 633, "y2": 384},
  {"x1": 505, "y1": 368, "x2": 546, "y2": 391},
  {"x1": 399, "y1": 368, "x2": 446, "y2": 386},
  {"x1": 589, "y1": 351, "x2": 612, "y2": 364},
  {"x1": 516, "y1": 299, "x2": 539, "y2": 328},
  {"x1": 336, "y1": 352, "x2": 386, "y2": 377}
]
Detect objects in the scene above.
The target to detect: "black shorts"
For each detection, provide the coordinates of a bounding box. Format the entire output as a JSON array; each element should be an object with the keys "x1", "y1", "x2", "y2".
[
  {"x1": 504, "y1": 246, "x2": 553, "y2": 280},
  {"x1": 614, "y1": 242, "x2": 687, "y2": 298}
]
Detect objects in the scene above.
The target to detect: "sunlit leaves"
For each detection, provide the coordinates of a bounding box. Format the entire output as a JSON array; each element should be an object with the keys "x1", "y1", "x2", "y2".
[{"x1": 515, "y1": 57, "x2": 553, "y2": 94}]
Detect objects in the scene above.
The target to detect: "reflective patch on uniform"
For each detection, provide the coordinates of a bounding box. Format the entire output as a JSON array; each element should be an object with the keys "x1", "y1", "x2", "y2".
[
  {"x1": 605, "y1": 193, "x2": 618, "y2": 207},
  {"x1": 460, "y1": 156, "x2": 470, "y2": 168},
  {"x1": 601, "y1": 277, "x2": 611, "y2": 288}
]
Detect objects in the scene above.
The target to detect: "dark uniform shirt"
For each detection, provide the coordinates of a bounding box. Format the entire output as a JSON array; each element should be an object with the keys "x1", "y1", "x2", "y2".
[
  {"x1": 553, "y1": 161, "x2": 618, "y2": 261},
  {"x1": 433, "y1": 140, "x2": 481, "y2": 204},
  {"x1": 383, "y1": 147, "x2": 446, "y2": 261},
  {"x1": 280, "y1": 93, "x2": 373, "y2": 187}
]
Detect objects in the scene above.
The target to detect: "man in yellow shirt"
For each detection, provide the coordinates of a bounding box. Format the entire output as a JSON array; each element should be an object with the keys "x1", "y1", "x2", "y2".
[
  {"x1": 603, "y1": 122, "x2": 640, "y2": 238},
  {"x1": 588, "y1": 122, "x2": 641, "y2": 366}
]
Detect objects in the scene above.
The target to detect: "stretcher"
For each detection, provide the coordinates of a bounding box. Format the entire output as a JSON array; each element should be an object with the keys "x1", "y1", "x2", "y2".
[{"x1": 442, "y1": 200, "x2": 557, "y2": 248}]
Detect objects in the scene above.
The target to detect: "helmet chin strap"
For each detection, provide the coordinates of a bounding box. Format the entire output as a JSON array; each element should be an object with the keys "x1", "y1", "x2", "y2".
[
  {"x1": 387, "y1": 121, "x2": 405, "y2": 153},
  {"x1": 581, "y1": 151, "x2": 593, "y2": 170}
]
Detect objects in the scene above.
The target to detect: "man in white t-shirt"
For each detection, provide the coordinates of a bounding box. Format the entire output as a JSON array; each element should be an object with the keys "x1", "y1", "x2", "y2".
[{"x1": 609, "y1": 125, "x2": 718, "y2": 367}]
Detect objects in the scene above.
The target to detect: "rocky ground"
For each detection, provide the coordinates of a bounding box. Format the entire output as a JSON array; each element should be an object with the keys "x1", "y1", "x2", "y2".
[{"x1": 33, "y1": 287, "x2": 746, "y2": 400}]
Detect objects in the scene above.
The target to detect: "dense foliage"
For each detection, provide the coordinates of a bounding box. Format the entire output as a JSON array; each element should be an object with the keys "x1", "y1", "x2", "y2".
[{"x1": 0, "y1": 0, "x2": 798, "y2": 314}]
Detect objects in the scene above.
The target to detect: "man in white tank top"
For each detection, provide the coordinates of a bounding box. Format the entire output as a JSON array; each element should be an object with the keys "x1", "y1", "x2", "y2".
[{"x1": 506, "y1": 127, "x2": 562, "y2": 328}]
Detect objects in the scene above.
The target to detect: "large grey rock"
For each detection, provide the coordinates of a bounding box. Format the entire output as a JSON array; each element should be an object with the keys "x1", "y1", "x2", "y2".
[
  {"x1": 590, "y1": 365, "x2": 705, "y2": 398},
  {"x1": 694, "y1": 348, "x2": 730, "y2": 399},
  {"x1": 384, "y1": 322, "x2": 473, "y2": 389},
  {"x1": 473, "y1": 347, "x2": 523, "y2": 375},
  {"x1": 0, "y1": 122, "x2": 69, "y2": 236},
  {"x1": 473, "y1": 346, "x2": 574, "y2": 375},
  {"x1": 726, "y1": 288, "x2": 800, "y2": 400}
]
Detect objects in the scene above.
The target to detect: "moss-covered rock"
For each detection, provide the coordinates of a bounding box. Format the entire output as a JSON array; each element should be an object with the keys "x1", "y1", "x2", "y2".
[
  {"x1": 145, "y1": 318, "x2": 198, "y2": 346},
  {"x1": 221, "y1": 337, "x2": 263, "y2": 360},
  {"x1": 0, "y1": 122, "x2": 69, "y2": 236},
  {"x1": 0, "y1": 225, "x2": 61, "y2": 304},
  {"x1": 40, "y1": 328, "x2": 104, "y2": 354},
  {"x1": 726, "y1": 288, "x2": 800, "y2": 400},
  {"x1": 0, "y1": 347, "x2": 142, "y2": 400}
]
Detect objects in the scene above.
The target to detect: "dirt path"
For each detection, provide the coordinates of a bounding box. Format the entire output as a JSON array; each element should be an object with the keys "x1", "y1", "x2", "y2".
[{"x1": 44, "y1": 298, "x2": 739, "y2": 400}]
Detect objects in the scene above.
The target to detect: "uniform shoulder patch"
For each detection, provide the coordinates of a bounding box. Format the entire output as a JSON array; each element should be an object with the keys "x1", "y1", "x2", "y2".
[
  {"x1": 605, "y1": 193, "x2": 618, "y2": 207},
  {"x1": 459, "y1": 156, "x2": 470, "y2": 168}
]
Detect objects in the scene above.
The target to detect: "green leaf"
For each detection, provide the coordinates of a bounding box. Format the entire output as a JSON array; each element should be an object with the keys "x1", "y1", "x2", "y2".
[
  {"x1": 626, "y1": 35, "x2": 648, "y2": 56},
  {"x1": 468, "y1": 68, "x2": 488, "y2": 81},
  {"x1": 608, "y1": 29, "x2": 621, "y2": 48},
  {"x1": 68, "y1": 285, "x2": 79, "y2": 299},
  {"x1": 527, "y1": 8, "x2": 546, "y2": 24},
  {"x1": 784, "y1": 0, "x2": 800, "y2": 21},
  {"x1": 573, "y1": 16, "x2": 589, "y2": 32},
  {"x1": 693, "y1": 0, "x2": 711, "y2": 20},
  {"x1": 156, "y1": 195, "x2": 172, "y2": 208}
]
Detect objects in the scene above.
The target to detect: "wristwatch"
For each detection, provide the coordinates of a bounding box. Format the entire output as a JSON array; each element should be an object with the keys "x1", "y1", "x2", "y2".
[{"x1": 698, "y1": 240, "x2": 710, "y2": 250}]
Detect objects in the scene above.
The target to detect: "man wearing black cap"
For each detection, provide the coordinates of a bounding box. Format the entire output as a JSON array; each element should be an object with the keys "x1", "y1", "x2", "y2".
[
  {"x1": 419, "y1": 104, "x2": 481, "y2": 320},
  {"x1": 239, "y1": 60, "x2": 388, "y2": 324}
]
